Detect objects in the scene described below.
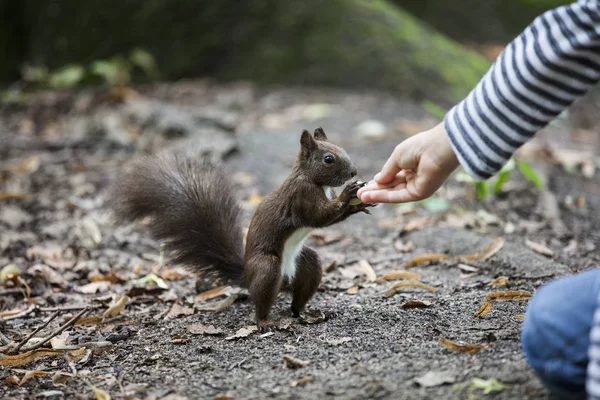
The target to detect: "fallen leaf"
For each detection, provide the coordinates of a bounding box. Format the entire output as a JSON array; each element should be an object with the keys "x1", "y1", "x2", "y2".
[
  {"x1": 0, "y1": 349, "x2": 64, "y2": 367},
  {"x1": 166, "y1": 303, "x2": 195, "y2": 318},
  {"x1": 298, "y1": 309, "x2": 327, "y2": 325},
  {"x1": 311, "y1": 232, "x2": 346, "y2": 246},
  {"x1": 525, "y1": 240, "x2": 555, "y2": 257},
  {"x1": 414, "y1": 370, "x2": 456, "y2": 387},
  {"x1": 339, "y1": 267, "x2": 361, "y2": 280},
  {"x1": 195, "y1": 295, "x2": 237, "y2": 311},
  {"x1": 27, "y1": 264, "x2": 68, "y2": 287},
  {"x1": 403, "y1": 216, "x2": 438, "y2": 232},
  {"x1": 404, "y1": 253, "x2": 449, "y2": 268},
  {"x1": 457, "y1": 237, "x2": 505, "y2": 262},
  {"x1": 86, "y1": 381, "x2": 111, "y2": 400},
  {"x1": 487, "y1": 276, "x2": 508, "y2": 287},
  {"x1": 438, "y1": 338, "x2": 487, "y2": 354},
  {"x1": 5, "y1": 376, "x2": 20, "y2": 385},
  {"x1": 187, "y1": 323, "x2": 224, "y2": 336},
  {"x1": 170, "y1": 335, "x2": 192, "y2": 344},
  {"x1": 195, "y1": 285, "x2": 229, "y2": 302},
  {"x1": 52, "y1": 372, "x2": 73, "y2": 386},
  {"x1": 323, "y1": 260, "x2": 337, "y2": 273},
  {"x1": 474, "y1": 302, "x2": 492, "y2": 318},
  {"x1": 213, "y1": 394, "x2": 234, "y2": 400},
  {"x1": 77, "y1": 281, "x2": 111, "y2": 294},
  {"x1": 380, "y1": 271, "x2": 421, "y2": 281},
  {"x1": 384, "y1": 280, "x2": 438, "y2": 295},
  {"x1": 291, "y1": 376, "x2": 313, "y2": 387},
  {"x1": 75, "y1": 316, "x2": 103, "y2": 326},
  {"x1": 394, "y1": 240, "x2": 415, "y2": 253},
  {"x1": 457, "y1": 264, "x2": 479, "y2": 273},
  {"x1": 378, "y1": 217, "x2": 404, "y2": 228},
  {"x1": 515, "y1": 314, "x2": 525, "y2": 320},
  {"x1": 158, "y1": 267, "x2": 191, "y2": 281},
  {"x1": 103, "y1": 295, "x2": 130, "y2": 320},
  {"x1": 0, "y1": 306, "x2": 30, "y2": 318},
  {"x1": 0, "y1": 264, "x2": 19, "y2": 281},
  {"x1": 88, "y1": 271, "x2": 127, "y2": 284},
  {"x1": 354, "y1": 260, "x2": 376, "y2": 282},
  {"x1": 346, "y1": 286, "x2": 359, "y2": 294},
  {"x1": 471, "y1": 377, "x2": 507, "y2": 394},
  {"x1": 50, "y1": 332, "x2": 68, "y2": 349},
  {"x1": 131, "y1": 272, "x2": 168, "y2": 289},
  {"x1": 0, "y1": 191, "x2": 30, "y2": 201},
  {"x1": 486, "y1": 290, "x2": 532, "y2": 302},
  {"x1": 402, "y1": 300, "x2": 432, "y2": 309},
  {"x1": 282, "y1": 354, "x2": 310, "y2": 369},
  {"x1": 19, "y1": 370, "x2": 52, "y2": 386},
  {"x1": 326, "y1": 337, "x2": 352, "y2": 346},
  {"x1": 65, "y1": 347, "x2": 87, "y2": 361},
  {"x1": 225, "y1": 326, "x2": 258, "y2": 340}
]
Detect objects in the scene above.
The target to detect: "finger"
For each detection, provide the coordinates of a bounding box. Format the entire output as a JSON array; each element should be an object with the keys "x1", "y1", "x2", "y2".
[
  {"x1": 359, "y1": 172, "x2": 407, "y2": 195},
  {"x1": 375, "y1": 144, "x2": 418, "y2": 184},
  {"x1": 360, "y1": 187, "x2": 422, "y2": 204}
]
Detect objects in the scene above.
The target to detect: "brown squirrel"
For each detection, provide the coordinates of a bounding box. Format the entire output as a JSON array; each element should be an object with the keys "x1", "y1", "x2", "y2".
[{"x1": 108, "y1": 127, "x2": 374, "y2": 329}]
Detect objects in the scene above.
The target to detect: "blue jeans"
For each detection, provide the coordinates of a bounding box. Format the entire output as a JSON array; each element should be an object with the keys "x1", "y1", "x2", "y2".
[{"x1": 522, "y1": 268, "x2": 600, "y2": 399}]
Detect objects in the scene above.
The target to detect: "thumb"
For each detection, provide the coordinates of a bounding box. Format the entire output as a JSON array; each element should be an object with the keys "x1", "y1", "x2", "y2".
[{"x1": 375, "y1": 138, "x2": 420, "y2": 184}]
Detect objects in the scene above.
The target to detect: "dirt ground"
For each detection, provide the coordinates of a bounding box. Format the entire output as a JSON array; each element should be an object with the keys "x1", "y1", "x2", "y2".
[{"x1": 1, "y1": 80, "x2": 600, "y2": 400}]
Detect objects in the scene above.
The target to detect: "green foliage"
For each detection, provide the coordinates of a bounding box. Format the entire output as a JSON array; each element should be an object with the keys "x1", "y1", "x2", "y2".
[
  {"x1": 492, "y1": 158, "x2": 515, "y2": 194},
  {"x1": 48, "y1": 64, "x2": 86, "y2": 88},
  {"x1": 421, "y1": 100, "x2": 447, "y2": 119},
  {"x1": 515, "y1": 158, "x2": 544, "y2": 189},
  {"x1": 419, "y1": 195, "x2": 450, "y2": 212}
]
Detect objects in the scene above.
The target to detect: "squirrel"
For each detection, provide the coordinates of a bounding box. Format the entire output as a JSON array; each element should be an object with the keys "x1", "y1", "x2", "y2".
[{"x1": 108, "y1": 127, "x2": 375, "y2": 329}]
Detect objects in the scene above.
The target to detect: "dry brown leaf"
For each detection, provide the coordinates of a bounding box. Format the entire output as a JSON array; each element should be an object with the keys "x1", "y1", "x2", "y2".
[
  {"x1": 487, "y1": 276, "x2": 509, "y2": 287},
  {"x1": 355, "y1": 260, "x2": 376, "y2": 282},
  {"x1": 170, "y1": 335, "x2": 192, "y2": 344},
  {"x1": 195, "y1": 285, "x2": 229, "y2": 302},
  {"x1": 50, "y1": 332, "x2": 68, "y2": 349},
  {"x1": 402, "y1": 300, "x2": 432, "y2": 309},
  {"x1": 19, "y1": 370, "x2": 52, "y2": 386},
  {"x1": 27, "y1": 264, "x2": 68, "y2": 287},
  {"x1": 225, "y1": 326, "x2": 258, "y2": 340},
  {"x1": 457, "y1": 237, "x2": 505, "y2": 262},
  {"x1": 158, "y1": 267, "x2": 191, "y2": 281},
  {"x1": 52, "y1": 372, "x2": 73, "y2": 386},
  {"x1": 88, "y1": 271, "x2": 127, "y2": 284},
  {"x1": 166, "y1": 303, "x2": 195, "y2": 318},
  {"x1": 187, "y1": 323, "x2": 224, "y2": 336},
  {"x1": 378, "y1": 217, "x2": 404, "y2": 228},
  {"x1": 404, "y1": 253, "x2": 449, "y2": 268},
  {"x1": 77, "y1": 281, "x2": 111, "y2": 294},
  {"x1": 0, "y1": 306, "x2": 30, "y2": 318},
  {"x1": 103, "y1": 295, "x2": 130, "y2": 320},
  {"x1": 525, "y1": 240, "x2": 555, "y2": 257},
  {"x1": 0, "y1": 349, "x2": 64, "y2": 367},
  {"x1": 87, "y1": 382, "x2": 111, "y2": 400},
  {"x1": 7, "y1": 154, "x2": 41, "y2": 174},
  {"x1": 0, "y1": 191, "x2": 30, "y2": 201},
  {"x1": 311, "y1": 232, "x2": 346, "y2": 246},
  {"x1": 346, "y1": 286, "x2": 359, "y2": 294},
  {"x1": 339, "y1": 267, "x2": 361, "y2": 280},
  {"x1": 195, "y1": 295, "x2": 237, "y2": 311},
  {"x1": 515, "y1": 314, "x2": 525, "y2": 320},
  {"x1": 486, "y1": 290, "x2": 532, "y2": 302},
  {"x1": 474, "y1": 302, "x2": 492, "y2": 318},
  {"x1": 403, "y1": 216, "x2": 438, "y2": 232},
  {"x1": 380, "y1": 271, "x2": 421, "y2": 281},
  {"x1": 438, "y1": 338, "x2": 487, "y2": 354},
  {"x1": 65, "y1": 347, "x2": 87, "y2": 361},
  {"x1": 283, "y1": 354, "x2": 310, "y2": 369},
  {"x1": 5, "y1": 376, "x2": 20, "y2": 385},
  {"x1": 213, "y1": 394, "x2": 234, "y2": 400},
  {"x1": 75, "y1": 316, "x2": 103, "y2": 326},
  {"x1": 384, "y1": 280, "x2": 438, "y2": 295},
  {"x1": 323, "y1": 260, "x2": 337, "y2": 273},
  {"x1": 291, "y1": 376, "x2": 313, "y2": 387},
  {"x1": 326, "y1": 337, "x2": 352, "y2": 346}
]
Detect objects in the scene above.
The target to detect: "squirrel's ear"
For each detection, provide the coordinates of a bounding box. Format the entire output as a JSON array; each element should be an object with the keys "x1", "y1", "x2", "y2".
[
  {"x1": 300, "y1": 129, "x2": 317, "y2": 154},
  {"x1": 314, "y1": 127, "x2": 328, "y2": 141}
]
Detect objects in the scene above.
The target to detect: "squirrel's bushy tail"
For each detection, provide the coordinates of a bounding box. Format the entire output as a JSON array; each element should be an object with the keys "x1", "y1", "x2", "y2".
[{"x1": 108, "y1": 154, "x2": 245, "y2": 284}]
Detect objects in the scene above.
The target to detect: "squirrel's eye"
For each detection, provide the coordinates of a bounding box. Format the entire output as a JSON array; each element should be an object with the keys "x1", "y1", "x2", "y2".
[{"x1": 324, "y1": 155, "x2": 335, "y2": 164}]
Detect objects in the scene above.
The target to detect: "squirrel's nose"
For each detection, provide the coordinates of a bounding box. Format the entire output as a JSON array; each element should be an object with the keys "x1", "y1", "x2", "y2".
[{"x1": 350, "y1": 167, "x2": 357, "y2": 177}]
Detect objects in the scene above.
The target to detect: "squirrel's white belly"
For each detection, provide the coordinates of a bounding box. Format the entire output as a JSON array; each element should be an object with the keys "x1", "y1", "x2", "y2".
[{"x1": 281, "y1": 227, "x2": 312, "y2": 280}]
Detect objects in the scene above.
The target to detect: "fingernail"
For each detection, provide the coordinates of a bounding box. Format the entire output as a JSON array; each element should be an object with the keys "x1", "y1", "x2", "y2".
[{"x1": 374, "y1": 173, "x2": 381, "y2": 181}]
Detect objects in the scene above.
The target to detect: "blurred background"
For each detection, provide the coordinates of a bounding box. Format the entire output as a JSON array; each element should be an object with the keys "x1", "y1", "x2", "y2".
[{"x1": 0, "y1": 0, "x2": 576, "y2": 105}]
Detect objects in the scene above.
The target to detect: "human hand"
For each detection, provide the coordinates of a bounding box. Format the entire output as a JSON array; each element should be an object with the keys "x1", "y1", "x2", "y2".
[{"x1": 357, "y1": 122, "x2": 460, "y2": 203}]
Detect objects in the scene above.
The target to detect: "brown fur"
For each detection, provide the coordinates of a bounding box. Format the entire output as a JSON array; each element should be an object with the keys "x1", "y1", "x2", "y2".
[{"x1": 107, "y1": 127, "x2": 374, "y2": 328}]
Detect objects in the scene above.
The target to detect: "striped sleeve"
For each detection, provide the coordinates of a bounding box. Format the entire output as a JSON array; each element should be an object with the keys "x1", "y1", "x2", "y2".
[
  {"x1": 444, "y1": 0, "x2": 600, "y2": 181},
  {"x1": 588, "y1": 296, "x2": 600, "y2": 399}
]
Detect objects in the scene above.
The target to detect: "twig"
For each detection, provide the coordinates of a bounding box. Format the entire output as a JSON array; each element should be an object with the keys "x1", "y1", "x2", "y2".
[
  {"x1": 2, "y1": 304, "x2": 37, "y2": 321},
  {"x1": 17, "y1": 311, "x2": 61, "y2": 350},
  {"x1": 38, "y1": 305, "x2": 101, "y2": 313},
  {"x1": 21, "y1": 307, "x2": 90, "y2": 353},
  {"x1": 0, "y1": 288, "x2": 25, "y2": 297}
]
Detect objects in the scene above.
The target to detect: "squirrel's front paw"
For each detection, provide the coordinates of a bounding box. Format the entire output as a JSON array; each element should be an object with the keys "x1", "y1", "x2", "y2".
[
  {"x1": 349, "y1": 201, "x2": 377, "y2": 215},
  {"x1": 340, "y1": 180, "x2": 367, "y2": 204}
]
